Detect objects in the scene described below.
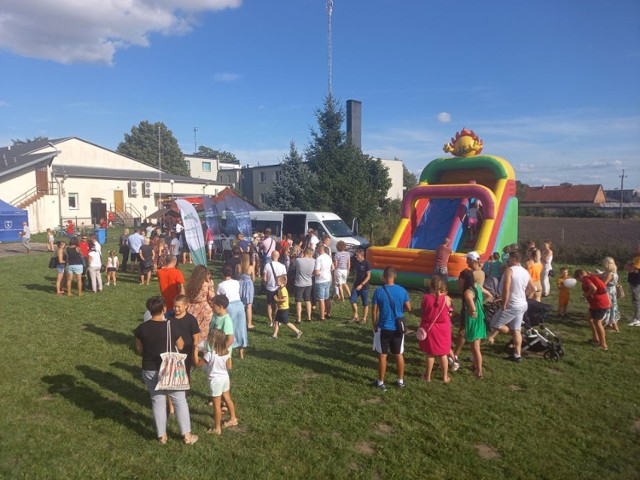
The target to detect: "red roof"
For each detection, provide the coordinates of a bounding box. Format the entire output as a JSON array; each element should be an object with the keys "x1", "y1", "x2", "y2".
[{"x1": 522, "y1": 184, "x2": 605, "y2": 204}]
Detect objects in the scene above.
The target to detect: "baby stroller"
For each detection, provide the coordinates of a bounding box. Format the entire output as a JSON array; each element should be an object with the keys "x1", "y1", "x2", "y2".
[{"x1": 507, "y1": 299, "x2": 564, "y2": 361}]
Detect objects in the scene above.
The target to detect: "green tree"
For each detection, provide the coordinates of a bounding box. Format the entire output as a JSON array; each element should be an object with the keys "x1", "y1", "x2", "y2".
[
  {"x1": 12, "y1": 136, "x2": 49, "y2": 145},
  {"x1": 403, "y1": 163, "x2": 418, "y2": 190},
  {"x1": 305, "y1": 96, "x2": 391, "y2": 229},
  {"x1": 117, "y1": 121, "x2": 188, "y2": 176},
  {"x1": 263, "y1": 141, "x2": 314, "y2": 210},
  {"x1": 194, "y1": 145, "x2": 240, "y2": 164}
]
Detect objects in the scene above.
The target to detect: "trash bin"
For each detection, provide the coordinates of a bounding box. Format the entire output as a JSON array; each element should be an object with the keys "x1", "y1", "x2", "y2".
[{"x1": 94, "y1": 228, "x2": 107, "y2": 245}]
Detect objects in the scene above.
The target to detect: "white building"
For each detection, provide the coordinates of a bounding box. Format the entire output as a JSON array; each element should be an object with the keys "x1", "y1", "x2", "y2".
[
  {"x1": 0, "y1": 138, "x2": 229, "y2": 233},
  {"x1": 238, "y1": 157, "x2": 404, "y2": 208},
  {"x1": 184, "y1": 154, "x2": 241, "y2": 185}
]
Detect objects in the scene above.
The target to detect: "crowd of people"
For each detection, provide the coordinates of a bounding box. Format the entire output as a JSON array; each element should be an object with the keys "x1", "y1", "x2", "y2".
[{"x1": 39, "y1": 219, "x2": 640, "y2": 444}]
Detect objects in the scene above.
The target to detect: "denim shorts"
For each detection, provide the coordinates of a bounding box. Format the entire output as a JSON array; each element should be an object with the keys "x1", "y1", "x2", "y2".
[
  {"x1": 66, "y1": 264, "x2": 83, "y2": 275},
  {"x1": 56, "y1": 265, "x2": 66, "y2": 274},
  {"x1": 314, "y1": 282, "x2": 331, "y2": 301}
]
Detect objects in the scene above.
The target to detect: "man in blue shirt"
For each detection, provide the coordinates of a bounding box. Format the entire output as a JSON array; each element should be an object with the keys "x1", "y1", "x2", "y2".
[{"x1": 371, "y1": 266, "x2": 411, "y2": 391}]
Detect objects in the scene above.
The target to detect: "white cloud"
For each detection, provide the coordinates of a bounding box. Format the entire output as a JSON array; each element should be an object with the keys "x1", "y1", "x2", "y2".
[
  {"x1": 436, "y1": 112, "x2": 451, "y2": 123},
  {"x1": 363, "y1": 110, "x2": 640, "y2": 189},
  {"x1": 0, "y1": 100, "x2": 7, "y2": 107},
  {"x1": 214, "y1": 72, "x2": 241, "y2": 82},
  {"x1": 0, "y1": 0, "x2": 242, "y2": 64}
]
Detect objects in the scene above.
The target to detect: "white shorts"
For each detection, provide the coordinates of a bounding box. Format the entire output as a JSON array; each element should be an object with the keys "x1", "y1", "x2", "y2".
[
  {"x1": 490, "y1": 304, "x2": 528, "y2": 331},
  {"x1": 207, "y1": 241, "x2": 214, "y2": 249},
  {"x1": 335, "y1": 269, "x2": 348, "y2": 286},
  {"x1": 208, "y1": 375, "x2": 230, "y2": 397}
]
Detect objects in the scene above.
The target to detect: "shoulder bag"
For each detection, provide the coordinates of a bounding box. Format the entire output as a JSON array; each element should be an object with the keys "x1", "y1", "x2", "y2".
[
  {"x1": 382, "y1": 285, "x2": 406, "y2": 334},
  {"x1": 416, "y1": 299, "x2": 447, "y2": 341},
  {"x1": 155, "y1": 320, "x2": 190, "y2": 391}
]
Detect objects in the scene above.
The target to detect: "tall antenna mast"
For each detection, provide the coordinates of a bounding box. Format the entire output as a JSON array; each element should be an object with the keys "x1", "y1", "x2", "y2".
[
  {"x1": 193, "y1": 126, "x2": 199, "y2": 154},
  {"x1": 327, "y1": 0, "x2": 333, "y2": 96}
]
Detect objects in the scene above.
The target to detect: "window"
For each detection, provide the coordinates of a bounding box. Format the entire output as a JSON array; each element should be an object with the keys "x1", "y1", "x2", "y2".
[
  {"x1": 185, "y1": 160, "x2": 190, "y2": 171},
  {"x1": 202, "y1": 161, "x2": 211, "y2": 172},
  {"x1": 260, "y1": 193, "x2": 267, "y2": 204},
  {"x1": 259, "y1": 172, "x2": 267, "y2": 183},
  {"x1": 275, "y1": 170, "x2": 281, "y2": 181},
  {"x1": 68, "y1": 193, "x2": 79, "y2": 210}
]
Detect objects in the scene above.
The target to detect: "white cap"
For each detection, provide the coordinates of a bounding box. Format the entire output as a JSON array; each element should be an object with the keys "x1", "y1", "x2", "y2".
[{"x1": 466, "y1": 251, "x2": 480, "y2": 262}]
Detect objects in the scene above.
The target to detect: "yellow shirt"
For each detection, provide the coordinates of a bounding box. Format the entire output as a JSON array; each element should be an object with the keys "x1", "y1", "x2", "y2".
[{"x1": 277, "y1": 286, "x2": 289, "y2": 310}]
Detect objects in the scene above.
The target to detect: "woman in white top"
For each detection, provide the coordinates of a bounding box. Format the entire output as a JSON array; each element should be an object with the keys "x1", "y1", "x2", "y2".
[
  {"x1": 106, "y1": 250, "x2": 120, "y2": 286},
  {"x1": 87, "y1": 246, "x2": 103, "y2": 292},
  {"x1": 601, "y1": 257, "x2": 620, "y2": 333},
  {"x1": 541, "y1": 240, "x2": 554, "y2": 297},
  {"x1": 333, "y1": 240, "x2": 351, "y2": 301},
  {"x1": 217, "y1": 265, "x2": 248, "y2": 358}
]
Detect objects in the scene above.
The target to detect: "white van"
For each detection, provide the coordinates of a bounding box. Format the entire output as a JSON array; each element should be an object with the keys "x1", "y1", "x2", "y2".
[{"x1": 249, "y1": 211, "x2": 369, "y2": 254}]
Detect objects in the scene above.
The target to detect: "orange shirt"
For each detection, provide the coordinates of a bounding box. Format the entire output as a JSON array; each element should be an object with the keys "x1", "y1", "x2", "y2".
[
  {"x1": 528, "y1": 262, "x2": 542, "y2": 283},
  {"x1": 157, "y1": 267, "x2": 185, "y2": 311}
]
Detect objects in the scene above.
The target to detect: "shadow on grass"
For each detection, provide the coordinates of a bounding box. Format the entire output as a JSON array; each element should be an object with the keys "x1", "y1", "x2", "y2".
[
  {"x1": 250, "y1": 341, "x2": 364, "y2": 382},
  {"x1": 83, "y1": 323, "x2": 134, "y2": 349},
  {"x1": 77, "y1": 365, "x2": 149, "y2": 410},
  {"x1": 22, "y1": 283, "x2": 54, "y2": 293},
  {"x1": 41, "y1": 373, "x2": 153, "y2": 439},
  {"x1": 110, "y1": 361, "x2": 211, "y2": 404}
]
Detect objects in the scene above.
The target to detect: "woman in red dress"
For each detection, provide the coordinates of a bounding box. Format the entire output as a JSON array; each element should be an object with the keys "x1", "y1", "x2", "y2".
[{"x1": 417, "y1": 276, "x2": 453, "y2": 383}]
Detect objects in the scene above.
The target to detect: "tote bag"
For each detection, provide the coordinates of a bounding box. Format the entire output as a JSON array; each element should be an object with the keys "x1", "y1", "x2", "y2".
[{"x1": 155, "y1": 321, "x2": 190, "y2": 391}]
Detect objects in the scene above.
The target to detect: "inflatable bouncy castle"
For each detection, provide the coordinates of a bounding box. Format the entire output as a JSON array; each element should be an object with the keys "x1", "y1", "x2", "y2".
[{"x1": 367, "y1": 129, "x2": 518, "y2": 291}]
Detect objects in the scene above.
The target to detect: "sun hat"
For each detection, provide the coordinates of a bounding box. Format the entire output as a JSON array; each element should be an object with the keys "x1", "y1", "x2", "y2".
[{"x1": 466, "y1": 251, "x2": 480, "y2": 262}]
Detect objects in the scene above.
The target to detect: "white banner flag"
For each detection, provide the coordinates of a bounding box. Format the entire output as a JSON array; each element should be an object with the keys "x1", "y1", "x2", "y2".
[{"x1": 175, "y1": 198, "x2": 206, "y2": 266}]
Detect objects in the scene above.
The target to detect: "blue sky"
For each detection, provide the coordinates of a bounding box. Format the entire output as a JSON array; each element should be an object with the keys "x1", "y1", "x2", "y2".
[{"x1": 1, "y1": 0, "x2": 639, "y2": 189}]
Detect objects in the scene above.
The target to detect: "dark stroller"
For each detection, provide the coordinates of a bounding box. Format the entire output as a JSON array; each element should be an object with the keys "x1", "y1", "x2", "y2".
[{"x1": 508, "y1": 299, "x2": 564, "y2": 361}]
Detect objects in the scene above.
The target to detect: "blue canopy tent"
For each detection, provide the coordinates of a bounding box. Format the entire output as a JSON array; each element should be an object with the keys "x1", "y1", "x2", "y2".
[{"x1": 0, "y1": 200, "x2": 28, "y2": 242}]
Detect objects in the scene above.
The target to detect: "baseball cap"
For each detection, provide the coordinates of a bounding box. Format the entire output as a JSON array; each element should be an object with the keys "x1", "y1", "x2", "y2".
[{"x1": 466, "y1": 251, "x2": 480, "y2": 262}]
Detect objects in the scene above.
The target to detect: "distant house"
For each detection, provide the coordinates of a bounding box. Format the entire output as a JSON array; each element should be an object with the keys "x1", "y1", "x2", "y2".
[
  {"x1": 521, "y1": 184, "x2": 606, "y2": 208},
  {"x1": 0, "y1": 138, "x2": 229, "y2": 233}
]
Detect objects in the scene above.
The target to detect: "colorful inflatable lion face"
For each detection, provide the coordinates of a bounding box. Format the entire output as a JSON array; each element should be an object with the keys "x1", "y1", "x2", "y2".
[{"x1": 443, "y1": 128, "x2": 484, "y2": 157}]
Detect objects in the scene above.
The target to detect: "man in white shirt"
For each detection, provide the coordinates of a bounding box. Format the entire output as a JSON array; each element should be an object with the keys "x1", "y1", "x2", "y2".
[
  {"x1": 487, "y1": 251, "x2": 536, "y2": 362},
  {"x1": 313, "y1": 244, "x2": 333, "y2": 320},
  {"x1": 306, "y1": 228, "x2": 319, "y2": 251},
  {"x1": 21, "y1": 221, "x2": 31, "y2": 253},
  {"x1": 263, "y1": 250, "x2": 287, "y2": 326},
  {"x1": 127, "y1": 228, "x2": 145, "y2": 272},
  {"x1": 169, "y1": 231, "x2": 181, "y2": 258}
]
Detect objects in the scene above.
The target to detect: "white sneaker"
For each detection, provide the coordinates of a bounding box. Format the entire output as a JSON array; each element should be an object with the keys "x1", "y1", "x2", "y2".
[{"x1": 628, "y1": 319, "x2": 640, "y2": 327}]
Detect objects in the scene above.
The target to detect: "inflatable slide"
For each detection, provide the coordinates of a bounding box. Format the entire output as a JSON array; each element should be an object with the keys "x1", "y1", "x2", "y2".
[{"x1": 367, "y1": 129, "x2": 518, "y2": 290}]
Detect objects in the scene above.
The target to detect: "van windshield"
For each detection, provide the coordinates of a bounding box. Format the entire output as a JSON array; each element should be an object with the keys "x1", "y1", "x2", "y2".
[{"x1": 323, "y1": 220, "x2": 354, "y2": 237}]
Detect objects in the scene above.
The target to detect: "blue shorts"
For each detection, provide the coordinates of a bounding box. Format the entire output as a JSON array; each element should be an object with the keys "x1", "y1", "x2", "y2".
[
  {"x1": 350, "y1": 287, "x2": 369, "y2": 306},
  {"x1": 66, "y1": 264, "x2": 83, "y2": 275},
  {"x1": 314, "y1": 282, "x2": 330, "y2": 301},
  {"x1": 56, "y1": 265, "x2": 66, "y2": 274}
]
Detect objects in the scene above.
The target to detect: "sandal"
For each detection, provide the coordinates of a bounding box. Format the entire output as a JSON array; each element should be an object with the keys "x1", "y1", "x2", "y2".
[
  {"x1": 206, "y1": 428, "x2": 221, "y2": 435},
  {"x1": 158, "y1": 434, "x2": 168, "y2": 444},
  {"x1": 183, "y1": 434, "x2": 199, "y2": 445},
  {"x1": 222, "y1": 419, "x2": 238, "y2": 428}
]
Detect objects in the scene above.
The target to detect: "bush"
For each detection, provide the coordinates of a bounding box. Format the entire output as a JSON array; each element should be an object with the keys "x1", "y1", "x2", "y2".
[{"x1": 553, "y1": 243, "x2": 633, "y2": 266}]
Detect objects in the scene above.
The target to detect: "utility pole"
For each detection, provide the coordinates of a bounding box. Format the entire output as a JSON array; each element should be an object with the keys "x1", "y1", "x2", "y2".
[
  {"x1": 194, "y1": 127, "x2": 199, "y2": 154},
  {"x1": 619, "y1": 169, "x2": 627, "y2": 221},
  {"x1": 327, "y1": 0, "x2": 333, "y2": 97},
  {"x1": 158, "y1": 124, "x2": 162, "y2": 208}
]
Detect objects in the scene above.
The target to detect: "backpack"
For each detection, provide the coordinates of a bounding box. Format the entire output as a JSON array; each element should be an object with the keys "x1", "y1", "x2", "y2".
[{"x1": 48, "y1": 256, "x2": 57, "y2": 269}]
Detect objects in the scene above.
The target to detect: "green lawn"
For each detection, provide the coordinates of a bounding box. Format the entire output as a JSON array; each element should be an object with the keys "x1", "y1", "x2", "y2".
[{"x1": 1, "y1": 235, "x2": 639, "y2": 479}]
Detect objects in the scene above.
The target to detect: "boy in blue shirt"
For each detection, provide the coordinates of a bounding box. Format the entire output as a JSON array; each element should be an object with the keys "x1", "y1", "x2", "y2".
[{"x1": 371, "y1": 267, "x2": 412, "y2": 391}]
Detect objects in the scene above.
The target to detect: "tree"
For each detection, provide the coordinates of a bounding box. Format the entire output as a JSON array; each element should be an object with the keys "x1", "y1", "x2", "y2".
[
  {"x1": 516, "y1": 180, "x2": 529, "y2": 201},
  {"x1": 403, "y1": 163, "x2": 418, "y2": 190},
  {"x1": 305, "y1": 96, "x2": 391, "y2": 228},
  {"x1": 117, "y1": 121, "x2": 188, "y2": 176},
  {"x1": 263, "y1": 141, "x2": 314, "y2": 210},
  {"x1": 12, "y1": 136, "x2": 49, "y2": 145},
  {"x1": 194, "y1": 145, "x2": 240, "y2": 164}
]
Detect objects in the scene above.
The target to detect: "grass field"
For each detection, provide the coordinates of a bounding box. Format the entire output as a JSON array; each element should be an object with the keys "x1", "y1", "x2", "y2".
[{"x1": 1, "y1": 233, "x2": 639, "y2": 479}]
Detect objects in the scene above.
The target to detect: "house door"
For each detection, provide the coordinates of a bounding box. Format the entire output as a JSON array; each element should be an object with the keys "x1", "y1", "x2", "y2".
[
  {"x1": 114, "y1": 190, "x2": 124, "y2": 212},
  {"x1": 36, "y1": 167, "x2": 48, "y2": 194}
]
